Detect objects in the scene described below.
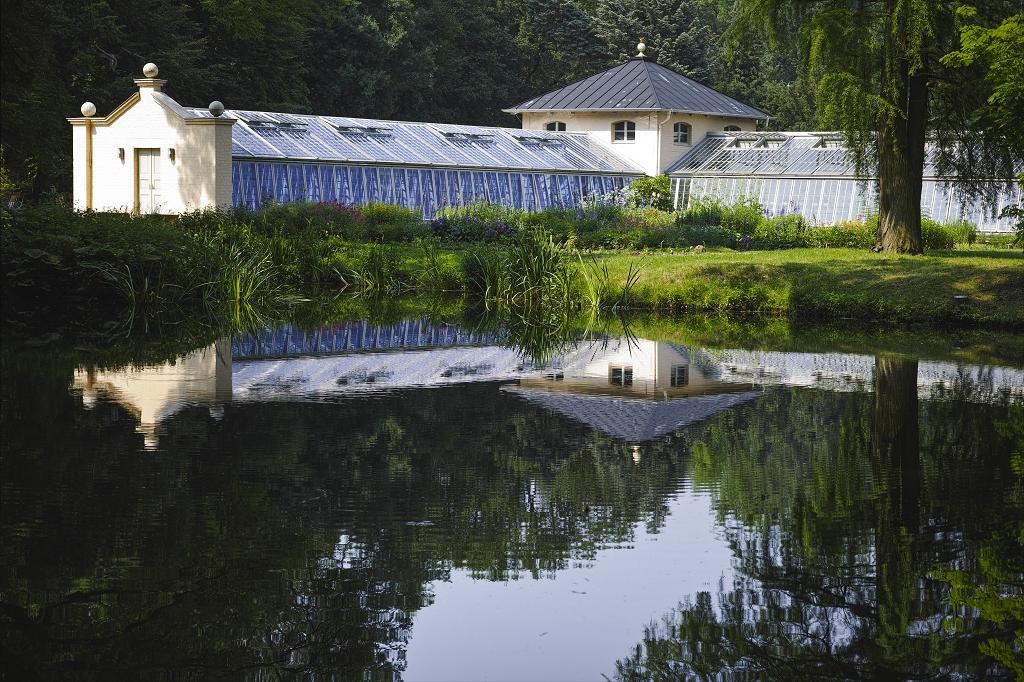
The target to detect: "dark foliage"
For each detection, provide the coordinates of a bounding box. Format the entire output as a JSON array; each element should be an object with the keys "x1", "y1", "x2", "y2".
[{"x1": 0, "y1": 0, "x2": 814, "y2": 201}]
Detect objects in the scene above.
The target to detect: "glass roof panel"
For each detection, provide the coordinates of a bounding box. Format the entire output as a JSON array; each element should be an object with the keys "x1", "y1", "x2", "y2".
[
  {"x1": 244, "y1": 126, "x2": 316, "y2": 159},
  {"x1": 755, "y1": 136, "x2": 817, "y2": 174},
  {"x1": 217, "y1": 109, "x2": 638, "y2": 174},
  {"x1": 379, "y1": 125, "x2": 443, "y2": 165},
  {"x1": 668, "y1": 136, "x2": 732, "y2": 172},
  {"x1": 670, "y1": 134, "x2": 862, "y2": 176}
]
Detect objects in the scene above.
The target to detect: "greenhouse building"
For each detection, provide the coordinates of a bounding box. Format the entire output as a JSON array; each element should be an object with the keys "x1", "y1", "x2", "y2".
[
  {"x1": 669, "y1": 132, "x2": 1020, "y2": 232},
  {"x1": 66, "y1": 63, "x2": 654, "y2": 218},
  {"x1": 68, "y1": 51, "x2": 1018, "y2": 231},
  {"x1": 65, "y1": 47, "x2": 760, "y2": 217}
]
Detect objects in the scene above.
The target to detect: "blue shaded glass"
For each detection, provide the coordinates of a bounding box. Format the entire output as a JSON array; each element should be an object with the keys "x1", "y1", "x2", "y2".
[
  {"x1": 497, "y1": 173, "x2": 512, "y2": 206},
  {"x1": 304, "y1": 165, "x2": 321, "y2": 202},
  {"x1": 394, "y1": 169, "x2": 409, "y2": 209},
  {"x1": 448, "y1": 170, "x2": 461, "y2": 211},
  {"x1": 363, "y1": 167, "x2": 378, "y2": 204},
  {"x1": 535, "y1": 175, "x2": 549, "y2": 209},
  {"x1": 456, "y1": 171, "x2": 471, "y2": 205},
  {"x1": 337, "y1": 167, "x2": 352, "y2": 204},
  {"x1": 320, "y1": 166, "x2": 337, "y2": 203},
  {"x1": 350, "y1": 167, "x2": 364, "y2": 203},
  {"x1": 556, "y1": 175, "x2": 570, "y2": 208},
  {"x1": 230, "y1": 160, "x2": 640, "y2": 218},
  {"x1": 378, "y1": 167, "x2": 394, "y2": 205},
  {"x1": 288, "y1": 165, "x2": 304, "y2": 201},
  {"x1": 511, "y1": 174, "x2": 524, "y2": 209}
]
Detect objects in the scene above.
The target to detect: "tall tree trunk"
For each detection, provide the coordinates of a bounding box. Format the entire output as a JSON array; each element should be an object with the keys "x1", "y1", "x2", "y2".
[
  {"x1": 873, "y1": 354, "x2": 920, "y2": 532},
  {"x1": 872, "y1": 353, "x2": 921, "y2": 673},
  {"x1": 876, "y1": 9, "x2": 927, "y2": 254}
]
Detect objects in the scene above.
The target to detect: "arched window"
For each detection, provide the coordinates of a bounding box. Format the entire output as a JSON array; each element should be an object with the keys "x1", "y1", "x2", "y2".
[
  {"x1": 672, "y1": 122, "x2": 691, "y2": 144},
  {"x1": 544, "y1": 121, "x2": 566, "y2": 132},
  {"x1": 613, "y1": 120, "x2": 636, "y2": 142},
  {"x1": 724, "y1": 125, "x2": 741, "y2": 132}
]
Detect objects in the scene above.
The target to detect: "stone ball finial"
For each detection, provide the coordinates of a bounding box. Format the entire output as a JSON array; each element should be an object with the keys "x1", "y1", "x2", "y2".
[
  {"x1": 209, "y1": 101, "x2": 225, "y2": 117},
  {"x1": 81, "y1": 101, "x2": 97, "y2": 117},
  {"x1": 636, "y1": 39, "x2": 646, "y2": 57},
  {"x1": 143, "y1": 62, "x2": 159, "y2": 78}
]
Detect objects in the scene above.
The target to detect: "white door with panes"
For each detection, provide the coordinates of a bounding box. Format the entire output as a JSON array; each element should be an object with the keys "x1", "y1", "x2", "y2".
[{"x1": 136, "y1": 149, "x2": 161, "y2": 213}]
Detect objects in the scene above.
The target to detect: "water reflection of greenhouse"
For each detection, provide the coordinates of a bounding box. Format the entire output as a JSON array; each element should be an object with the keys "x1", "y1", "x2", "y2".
[
  {"x1": 669, "y1": 133, "x2": 1021, "y2": 232},
  {"x1": 74, "y1": 322, "x2": 1024, "y2": 449}
]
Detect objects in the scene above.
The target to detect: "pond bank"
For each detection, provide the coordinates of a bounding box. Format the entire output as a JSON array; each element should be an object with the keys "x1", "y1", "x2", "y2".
[
  {"x1": 3, "y1": 206, "x2": 1021, "y2": 331},
  {"x1": 586, "y1": 247, "x2": 1024, "y2": 328}
]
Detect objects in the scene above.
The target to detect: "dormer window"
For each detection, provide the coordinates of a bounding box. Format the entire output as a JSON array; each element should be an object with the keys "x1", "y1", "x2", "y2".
[
  {"x1": 724, "y1": 125, "x2": 741, "y2": 132},
  {"x1": 673, "y1": 122, "x2": 691, "y2": 144},
  {"x1": 544, "y1": 121, "x2": 566, "y2": 132},
  {"x1": 613, "y1": 120, "x2": 636, "y2": 142}
]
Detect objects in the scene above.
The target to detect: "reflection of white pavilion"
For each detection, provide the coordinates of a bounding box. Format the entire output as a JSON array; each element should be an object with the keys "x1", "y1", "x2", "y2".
[
  {"x1": 71, "y1": 323, "x2": 1024, "y2": 448},
  {"x1": 73, "y1": 339, "x2": 232, "y2": 448},
  {"x1": 504, "y1": 337, "x2": 761, "y2": 443}
]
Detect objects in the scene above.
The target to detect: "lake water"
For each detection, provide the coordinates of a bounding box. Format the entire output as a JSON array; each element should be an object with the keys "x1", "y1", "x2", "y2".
[{"x1": 2, "y1": 316, "x2": 1023, "y2": 680}]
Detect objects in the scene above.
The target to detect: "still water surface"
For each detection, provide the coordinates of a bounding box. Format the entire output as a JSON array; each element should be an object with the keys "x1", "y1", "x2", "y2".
[{"x1": 2, "y1": 318, "x2": 1023, "y2": 680}]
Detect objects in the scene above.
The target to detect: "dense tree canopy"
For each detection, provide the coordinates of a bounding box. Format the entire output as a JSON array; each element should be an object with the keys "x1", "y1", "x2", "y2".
[
  {"x1": 736, "y1": 0, "x2": 1023, "y2": 253},
  {"x1": 1, "y1": 0, "x2": 807, "y2": 199}
]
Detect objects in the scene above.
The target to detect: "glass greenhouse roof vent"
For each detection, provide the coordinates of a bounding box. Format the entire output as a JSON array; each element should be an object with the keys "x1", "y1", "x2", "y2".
[
  {"x1": 511, "y1": 131, "x2": 565, "y2": 146},
  {"x1": 333, "y1": 124, "x2": 393, "y2": 136},
  {"x1": 429, "y1": 123, "x2": 495, "y2": 142},
  {"x1": 440, "y1": 131, "x2": 494, "y2": 142},
  {"x1": 244, "y1": 118, "x2": 307, "y2": 131}
]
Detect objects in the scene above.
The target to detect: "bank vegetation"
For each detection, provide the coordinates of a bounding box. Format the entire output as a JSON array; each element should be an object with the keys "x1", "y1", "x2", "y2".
[{"x1": 2, "y1": 201, "x2": 1021, "y2": 334}]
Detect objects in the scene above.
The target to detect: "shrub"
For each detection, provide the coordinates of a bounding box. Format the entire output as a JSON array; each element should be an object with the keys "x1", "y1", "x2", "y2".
[
  {"x1": 622, "y1": 207, "x2": 675, "y2": 229},
  {"x1": 1000, "y1": 201, "x2": 1023, "y2": 249},
  {"x1": 578, "y1": 228, "x2": 644, "y2": 250},
  {"x1": 804, "y1": 220, "x2": 875, "y2": 248},
  {"x1": 945, "y1": 220, "x2": 978, "y2": 246},
  {"x1": 434, "y1": 203, "x2": 521, "y2": 242},
  {"x1": 351, "y1": 243, "x2": 408, "y2": 291},
  {"x1": 626, "y1": 175, "x2": 672, "y2": 211},
  {"x1": 521, "y1": 209, "x2": 578, "y2": 242},
  {"x1": 460, "y1": 247, "x2": 504, "y2": 297},
  {"x1": 753, "y1": 214, "x2": 806, "y2": 249},
  {"x1": 721, "y1": 197, "x2": 767, "y2": 236},
  {"x1": 677, "y1": 197, "x2": 724, "y2": 227},
  {"x1": 921, "y1": 218, "x2": 956, "y2": 250},
  {"x1": 977, "y1": 231, "x2": 1018, "y2": 249},
  {"x1": 360, "y1": 202, "x2": 427, "y2": 242},
  {"x1": 414, "y1": 239, "x2": 463, "y2": 291}
]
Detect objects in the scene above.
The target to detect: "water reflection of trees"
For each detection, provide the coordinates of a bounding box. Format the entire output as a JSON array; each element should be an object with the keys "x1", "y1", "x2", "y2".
[
  {"x1": 3, "y1": 349, "x2": 1021, "y2": 680},
  {"x1": 615, "y1": 360, "x2": 1024, "y2": 680},
  {"x1": 1, "y1": 372, "x2": 690, "y2": 680}
]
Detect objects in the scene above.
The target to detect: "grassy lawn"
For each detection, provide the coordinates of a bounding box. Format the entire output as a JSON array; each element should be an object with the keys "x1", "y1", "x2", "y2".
[{"x1": 588, "y1": 247, "x2": 1024, "y2": 327}]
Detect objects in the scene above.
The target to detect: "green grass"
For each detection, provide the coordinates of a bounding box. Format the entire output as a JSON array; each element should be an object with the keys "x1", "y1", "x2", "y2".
[
  {"x1": 583, "y1": 247, "x2": 1024, "y2": 328},
  {"x1": 4, "y1": 202, "x2": 1021, "y2": 332}
]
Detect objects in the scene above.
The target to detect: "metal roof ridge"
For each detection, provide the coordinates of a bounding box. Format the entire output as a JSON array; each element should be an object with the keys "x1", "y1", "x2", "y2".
[
  {"x1": 643, "y1": 61, "x2": 769, "y2": 119},
  {"x1": 503, "y1": 60, "x2": 625, "y2": 112}
]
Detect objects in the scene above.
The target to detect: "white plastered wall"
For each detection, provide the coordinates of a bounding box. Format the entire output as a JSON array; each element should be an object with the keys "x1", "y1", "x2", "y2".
[
  {"x1": 69, "y1": 82, "x2": 233, "y2": 214},
  {"x1": 572, "y1": 339, "x2": 721, "y2": 389},
  {"x1": 522, "y1": 111, "x2": 755, "y2": 176}
]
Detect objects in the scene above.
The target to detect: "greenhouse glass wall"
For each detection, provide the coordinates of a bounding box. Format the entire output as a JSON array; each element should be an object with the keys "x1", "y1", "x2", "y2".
[
  {"x1": 668, "y1": 133, "x2": 1021, "y2": 232},
  {"x1": 183, "y1": 108, "x2": 642, "y2": 217}
]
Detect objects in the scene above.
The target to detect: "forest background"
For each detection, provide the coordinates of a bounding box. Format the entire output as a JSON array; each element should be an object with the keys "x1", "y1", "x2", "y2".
[{"x1": 0, "y1": 0, "x2": 815, "y2": 199}]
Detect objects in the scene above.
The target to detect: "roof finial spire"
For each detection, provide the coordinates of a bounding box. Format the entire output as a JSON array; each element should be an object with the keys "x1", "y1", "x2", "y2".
[{"x1": 636, "y1": 39, "x2": 646, "y2": 58}]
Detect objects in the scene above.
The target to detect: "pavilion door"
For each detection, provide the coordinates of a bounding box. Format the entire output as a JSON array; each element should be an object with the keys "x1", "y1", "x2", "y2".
[{"x1": 136, "y1": 148, "x2": 161, "y2": 213}]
